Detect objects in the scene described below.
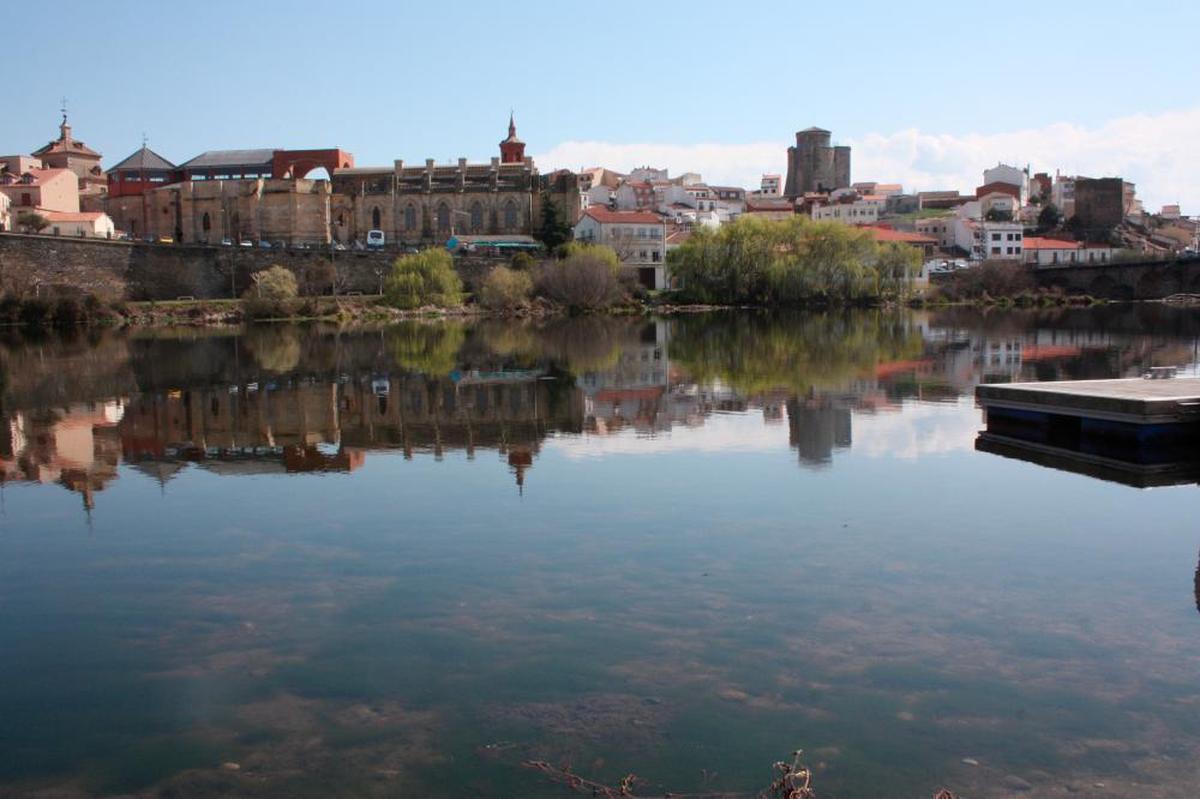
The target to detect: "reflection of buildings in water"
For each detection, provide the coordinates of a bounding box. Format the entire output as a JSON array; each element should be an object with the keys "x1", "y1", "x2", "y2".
[
  {"x1": 0, "y1": 402, "x2": 124, "y2": 510},
  {"x1": 578, "y1": 321, "x2": 672, "y2": 435},
  {"x1": 786, "y1": 395, "x2": 852, "y2": 467},
  {"x1": 0, "y1": 368, "x2": 585, "y2": 509}
]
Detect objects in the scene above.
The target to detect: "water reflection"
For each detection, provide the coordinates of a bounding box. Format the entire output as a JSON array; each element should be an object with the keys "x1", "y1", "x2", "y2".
[
  {"x1": 3, "y1": 309, "x2": 1200, "y2": 798},
  {"x1": 3, "y1": 306, "x2": 1199, "y2": 511}
]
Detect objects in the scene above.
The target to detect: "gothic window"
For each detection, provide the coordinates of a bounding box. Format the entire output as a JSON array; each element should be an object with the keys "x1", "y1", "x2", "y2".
[
  {"x1": 469, "y1": 202, "x2": 483, "y2": 232},
  {"x1": 371, "y1": 207, "x2": 381, "y2": 229},
  {"x1": 404, "y1": 205, "x2": 417, "y2": 230},
  {"x1": 436, "y1": 203, "x2": 450, "y2": 232},
  {"x1": 503, "y1": 201, "x2": 517, "y2": 229},
  {"x1": 202, "y1": 212, "x2": 211, "y2": 232}
]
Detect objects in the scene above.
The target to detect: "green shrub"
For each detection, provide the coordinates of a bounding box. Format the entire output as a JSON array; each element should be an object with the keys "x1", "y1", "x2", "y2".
[
  {"x1": 384, "y1": 249, "x2": 464, "y2": 310},
  {"x1": 478, "y1": 266, "x2": 534, "y2": 310},
  {"x1": 245, "y1": 265, "x2": 299, "y2": 301},
  {"x1": 535, "y1": 243, "x2": 622, "y2": 310},
  {"x1": 510, "y1": 252, "x2": 535, "y2": 271}
]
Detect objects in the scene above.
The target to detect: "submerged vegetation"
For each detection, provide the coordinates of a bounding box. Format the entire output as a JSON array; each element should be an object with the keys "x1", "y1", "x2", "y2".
[{"x1": 667, "y1": 217, "x2": 921, "y2": 306}]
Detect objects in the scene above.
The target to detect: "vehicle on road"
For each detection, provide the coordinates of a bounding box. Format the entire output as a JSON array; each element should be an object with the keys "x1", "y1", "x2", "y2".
[{"x1": 366, "y1": 230, "x2": 385, "y2": 249}]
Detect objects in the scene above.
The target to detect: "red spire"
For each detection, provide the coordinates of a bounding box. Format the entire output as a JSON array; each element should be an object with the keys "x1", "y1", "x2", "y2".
[{"x1": 499, "y1": 111, "x2": 525, "y2": 164}]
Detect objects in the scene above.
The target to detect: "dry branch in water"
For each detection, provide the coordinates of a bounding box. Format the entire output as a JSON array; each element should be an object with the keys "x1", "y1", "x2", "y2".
[{"x1": 524, "y1": 749, "x2": 959, "y2": 799}]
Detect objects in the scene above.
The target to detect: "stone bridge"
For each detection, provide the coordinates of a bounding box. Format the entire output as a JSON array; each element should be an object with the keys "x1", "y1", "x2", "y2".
[{"x1": 1033, "y1": 256, "x2": 1200, "y2": 300}]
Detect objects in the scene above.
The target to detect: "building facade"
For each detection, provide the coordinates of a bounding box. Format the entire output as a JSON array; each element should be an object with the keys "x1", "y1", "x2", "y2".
[
  {"x1": 330, "y1": 118, "x2": 542, "y2": 246},
  {"x1": 0, "y1": 168, "x2": 79, "y2": 213},
  {"x1": 573, "y1": 208, "x2": 666, "y2": 289}
]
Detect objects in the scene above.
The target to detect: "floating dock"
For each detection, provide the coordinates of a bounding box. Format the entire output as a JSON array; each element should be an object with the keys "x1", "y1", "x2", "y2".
[{"x1": 975, "y1": 377, "x2": 1200, "y2": 486}]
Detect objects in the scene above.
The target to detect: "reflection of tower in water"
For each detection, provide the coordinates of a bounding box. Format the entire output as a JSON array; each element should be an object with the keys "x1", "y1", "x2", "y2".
[
  {"x1": 1195, "y1": 550, "x2": 1200, "y2": 616},
  {"x1": 786, "y1": 396, "x2": 851, "y2": 467}
]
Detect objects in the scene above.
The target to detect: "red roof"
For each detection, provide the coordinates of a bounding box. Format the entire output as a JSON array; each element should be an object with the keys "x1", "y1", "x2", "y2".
[
  {"x1": 1023, "y1": 236, "x2": 1080, "y2": 250},
  {"x1": 582, "y1": 207, "x2": 663, "y2": 225},
  {"x1": 0, "y1": 167, "x2": 74, "y2": 185},
  {"x1": 975, "y1": 182, "x2": 1021, "y2": 200},
  {"x1": 863, "y1": 226, "x2": 936, "y2": 244}
]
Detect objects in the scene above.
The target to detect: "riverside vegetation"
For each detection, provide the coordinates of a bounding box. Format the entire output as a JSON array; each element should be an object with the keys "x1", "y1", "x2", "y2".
[{"x1": 0, "y1": 217, "x2": 1104, "y2": 328}]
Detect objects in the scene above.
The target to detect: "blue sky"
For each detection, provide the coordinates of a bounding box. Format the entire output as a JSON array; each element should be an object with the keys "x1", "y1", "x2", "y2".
[{"x1": 9, "y1": 1, "x2": 1200, "y2": 207}]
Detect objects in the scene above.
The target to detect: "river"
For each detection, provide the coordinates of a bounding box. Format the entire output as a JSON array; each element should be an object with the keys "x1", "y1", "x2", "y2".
[{"x1": 1, "y1": 306, "x2": 1199, "y2": 798}]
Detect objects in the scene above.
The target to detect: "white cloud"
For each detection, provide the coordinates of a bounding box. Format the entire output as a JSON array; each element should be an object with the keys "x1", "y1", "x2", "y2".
[{"x1": 533, "y1": 107, "x2": 1200, "y2": 212}]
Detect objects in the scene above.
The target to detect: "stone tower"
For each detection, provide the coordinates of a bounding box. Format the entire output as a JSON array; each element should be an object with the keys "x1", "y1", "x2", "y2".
[
  {"x1": 499, "y1": 112, "x2": 526, "y2": 164},
  {"x1": 783, "y1": 127, "x2": 850, "y2": 198}
]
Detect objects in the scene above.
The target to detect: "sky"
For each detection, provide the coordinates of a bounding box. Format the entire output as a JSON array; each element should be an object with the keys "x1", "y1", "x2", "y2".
[{"x1": 8, "y1": 0, "x2": 1199, "y2": 210}]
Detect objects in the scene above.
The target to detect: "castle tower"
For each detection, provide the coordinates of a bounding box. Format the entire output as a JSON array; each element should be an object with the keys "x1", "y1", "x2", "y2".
[
  {"x1": 499, "y1": 112, "x2": 525, "y2": 164},
  {"x1": 783, "y1": 126, "x2": 850, "y2": 198}
]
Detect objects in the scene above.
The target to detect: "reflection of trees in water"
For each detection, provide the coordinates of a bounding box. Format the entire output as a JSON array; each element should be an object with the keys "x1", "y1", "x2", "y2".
[
  {"x1": 476, "y1": 317, "x2": 654, "y2": 374},
  {"x1": 669, "y1": 310, "x2": 924, "y2": 394},
  {"x1": 244, "y1": 326, "x2": 303, "y2": 374},
  {"x1": 387, "y1": 321, "x2": 467, "y2": 375}
]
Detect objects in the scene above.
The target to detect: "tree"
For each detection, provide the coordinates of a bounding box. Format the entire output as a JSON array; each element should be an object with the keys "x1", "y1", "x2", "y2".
[
  {"x1": 536, "y1": 192, "x2": 573, "y2": 252},
  {"x1": 984, "y1": 208, "x2": 1013, "y2": 222},
  {"x1": 535, "y1": 243, "x2": 622, "y2": 310},
  {"x1": 1037, "y1": 203, "x2": 1062, "y2": 231},
  {"x1": 17, "y1": 211, "x2": 49, "y2": 234},
  {"x1": 478, "y1": 266, "x2": 534, "y2": 310},
  {"x1": 246, "y1": 265, "x2": 298, "y2": 300},
  {"x1": 384, "y1": 249, "x2": 464, "y2": 309}
]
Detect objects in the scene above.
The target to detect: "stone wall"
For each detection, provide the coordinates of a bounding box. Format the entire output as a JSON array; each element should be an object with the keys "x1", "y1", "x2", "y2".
[{"x1": 0, "y1": 233, "x2": 516, "y2": 301}]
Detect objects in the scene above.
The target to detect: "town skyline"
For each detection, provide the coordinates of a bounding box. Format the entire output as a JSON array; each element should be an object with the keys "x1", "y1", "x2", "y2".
[{"x1": 7, "y1": 1, "x2": 1199, "y2": 210}]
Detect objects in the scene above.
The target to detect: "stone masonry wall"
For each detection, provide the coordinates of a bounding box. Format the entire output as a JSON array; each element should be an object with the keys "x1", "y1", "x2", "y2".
[{"x1": 0, "y1": 233, "x2": 514, "y2": 301}]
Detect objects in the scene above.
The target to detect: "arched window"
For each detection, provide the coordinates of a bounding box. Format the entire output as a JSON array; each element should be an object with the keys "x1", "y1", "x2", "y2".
[
  {"x1": 202, "y1": 212, "x2": 211, "y2": 233},
  {"x1": 436, "y1": 203, "x2": 450, "y2": 233},
  {"x1": 469, "y1": 202, "x2": 483, "y2": 232},
  {"x1": 404, "y1": 205, "x2": 417, "y2": 230},
  {"x1": 371, "y1": 207, "x2": 381, "y2": 229},
  {"x1": 503, "y1": 201, "x2": 518, "y2": 229}
]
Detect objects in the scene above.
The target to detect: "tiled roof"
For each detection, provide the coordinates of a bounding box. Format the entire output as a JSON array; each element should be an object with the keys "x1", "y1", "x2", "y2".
[
  {"x1": 32, "y1": 138, "x2": 101, "y2": 159},
  {"x1": 0, "y1": 168, "x2": 74, "y2": 185},
  {"x1": 1023, "y1": 237, "x2": 1081, "y2": 250},
  {"x1": 179, "y1": 149, "x2": 275, "y2": 169},
  {"x1": 863, "y1": 226, "x2": 936, "y2": 244},
  {"x1": 582, "y1": 208, "x2": 663, "y2": 225},
  {"x1": 109, "y1": 146, "x2": 176, "y2": 172}
]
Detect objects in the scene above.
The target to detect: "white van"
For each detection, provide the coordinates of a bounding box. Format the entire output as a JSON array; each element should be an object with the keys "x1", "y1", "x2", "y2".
[{"x1": 366, "y1": 229, "x2": 385, "y2": 249}]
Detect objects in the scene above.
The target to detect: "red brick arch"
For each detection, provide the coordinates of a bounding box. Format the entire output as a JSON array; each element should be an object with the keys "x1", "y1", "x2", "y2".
[{"x1": 271, "y1": 148, "x2": 354, "y2": 179}]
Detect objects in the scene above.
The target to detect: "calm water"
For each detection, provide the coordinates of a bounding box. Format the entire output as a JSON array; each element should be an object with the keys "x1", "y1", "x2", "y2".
[{"x1": 2, "y1": 308, "x2": 1200, "y2": 798}]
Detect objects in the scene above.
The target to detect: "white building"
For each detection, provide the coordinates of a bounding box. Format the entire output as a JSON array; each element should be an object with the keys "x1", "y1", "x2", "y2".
[
  {"x1": 0, "y1": 192, "x2": 10, "y2": 231},
  {"x1": 572, "y1": 207, "x2": 667, "y2": 290},
  {"x1": 1023, "y1": 236, "x2": 1115, "y2": 267},
  {"x1": 760, "y1": 174, "x2": 781, "y2": 196},
  {"x1": 983, "y1": 163, "x2": 1029, "y2": 204},
  {"x1": 979, "y1": 221, "x2": 1024, "y2": 260},
  {"x1": 811, "y1": 198, "x2": 880, "y2": 225},
  {"x1": 978, "y1": 191, "x2": 1019, "y2": 220},
  {"x1": 42, "y1": 210, "x2": 115, "y2": 238}
]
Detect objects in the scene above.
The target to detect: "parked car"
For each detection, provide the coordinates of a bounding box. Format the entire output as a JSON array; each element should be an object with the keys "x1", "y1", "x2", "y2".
[
  {"x1": 156, "y1": 236, "x2": 174, "y2": 245},
  {"x1": 220, "y1": 238, "x2": 233, "y2": 246},
  {"x1": 239, "y1": 240, "x2": 253, "y2": 248},
  {"x1": 331, "y1": 241, "x2": 347, "y2": 251},
  {"x1": 257, "y1": 240, "x2": 272, "y2": 250}
]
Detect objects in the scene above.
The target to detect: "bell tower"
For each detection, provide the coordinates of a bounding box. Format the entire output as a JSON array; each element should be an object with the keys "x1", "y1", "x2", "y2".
[{"x1": 499, "y1": 112, "x2": 525, "y2": 164}]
